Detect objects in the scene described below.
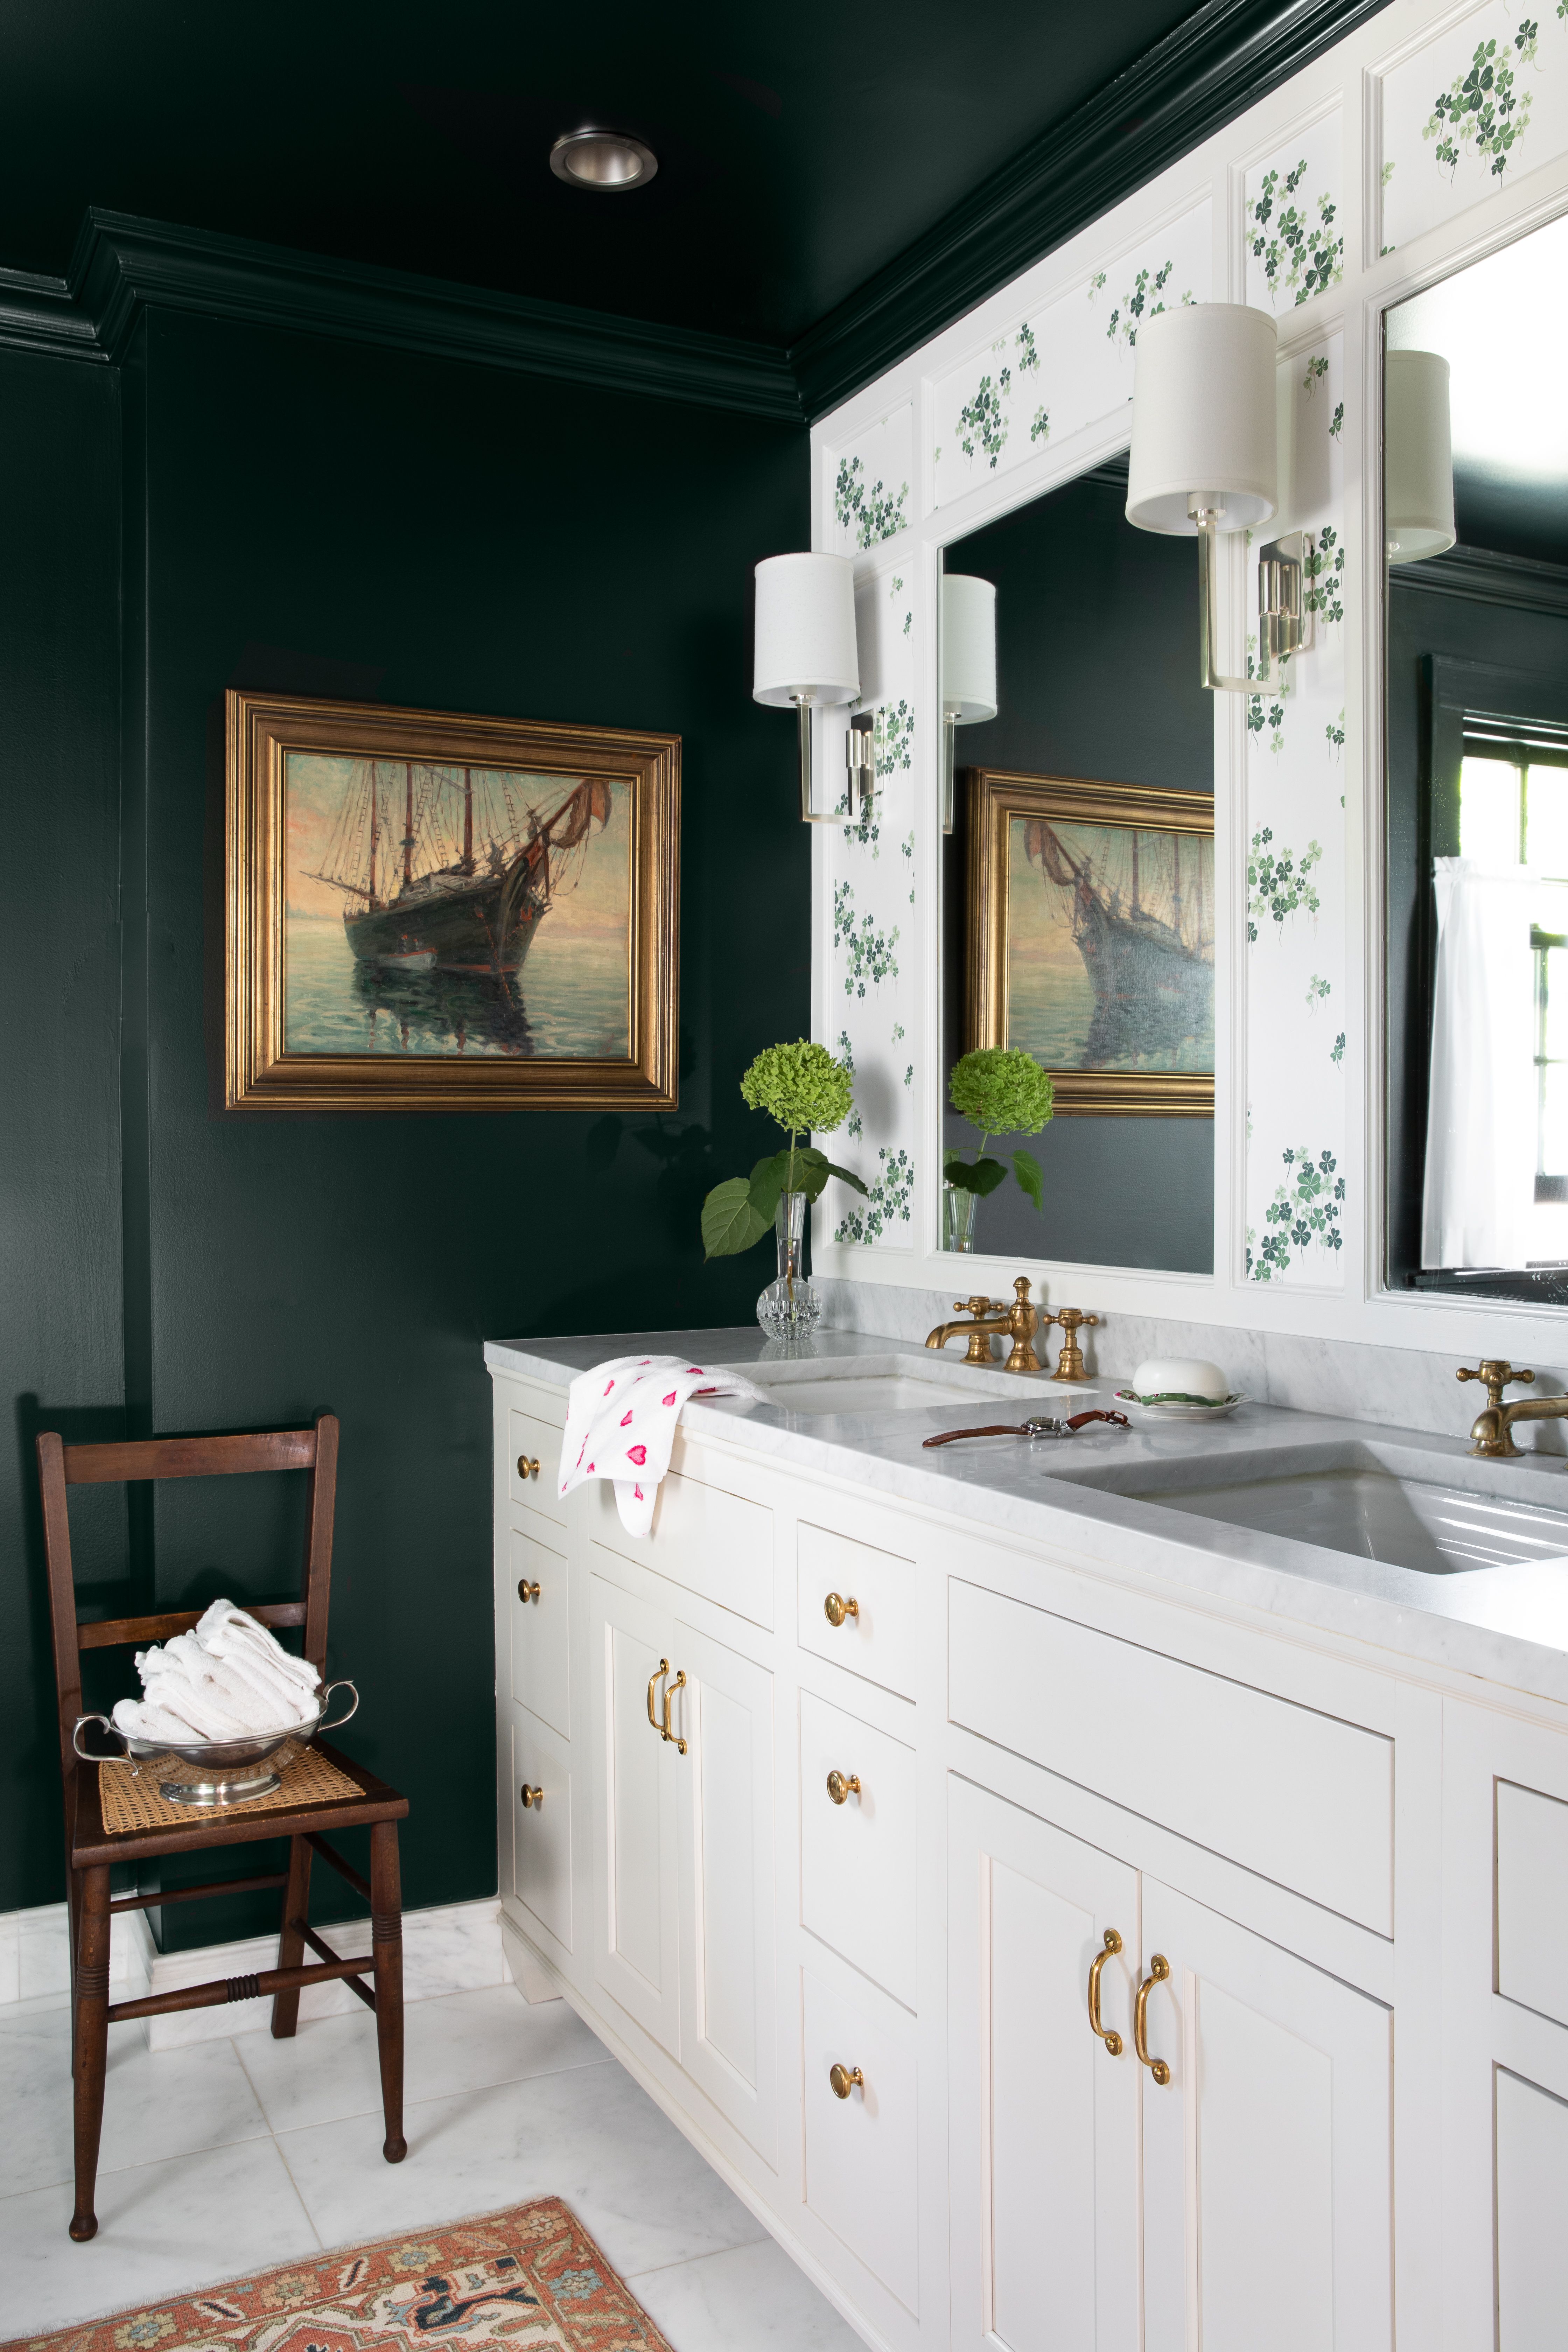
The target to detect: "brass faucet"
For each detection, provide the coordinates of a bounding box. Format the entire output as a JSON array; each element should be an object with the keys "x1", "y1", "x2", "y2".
[
  {"x1": 1458, "y1": 1358, "x2": 1568, "y2": 1458},
  {"x1": 926, "y1": 1276, "x2": 1041, "y2": 1374},
  {"x1": 1042, "y1": 1307, "x2": 1100, "y2": 1383}
]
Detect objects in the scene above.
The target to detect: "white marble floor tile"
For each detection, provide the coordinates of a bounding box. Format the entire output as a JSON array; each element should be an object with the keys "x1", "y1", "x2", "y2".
[
  {"x1": 0, "y1": 2010, "x2": 270, "y2": 2198},
  {"x1": 0, "y1": 2135, "x2": 321, "y2": 2336},
  {"x1": 281, "y1": 2057, "x2": 769, "y2": 2283},
  {"x1": 236, "y1": 1983, "x2": 610, "y2": 2134},
  {"x1": 628, "y1": 2238, "x2": 868, "y2": 2351}
]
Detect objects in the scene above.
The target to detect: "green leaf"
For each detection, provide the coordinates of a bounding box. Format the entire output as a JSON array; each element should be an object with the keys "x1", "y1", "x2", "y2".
[
  {"x1": 945, "y1": 1155, "x2": 1008, "y2": 1197},
  {"x1": 1011, "y1": 1148, "x2": 1044, "y2": 1213},
  {"x1": 701, "y1": 1177, "x2": 769, "y2": 1259},
  {"x1": 747, "y1": 1151, "x2": 790, "y2": 1225},
  {"x1": 823, "y1": 1158, "x2": 869, "y2": 1198}
]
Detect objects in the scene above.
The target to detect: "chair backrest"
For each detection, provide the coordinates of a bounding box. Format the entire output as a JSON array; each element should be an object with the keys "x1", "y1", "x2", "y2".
[{"x1": 35, "y1": 1414, "x2": 339, "y2": 1780}]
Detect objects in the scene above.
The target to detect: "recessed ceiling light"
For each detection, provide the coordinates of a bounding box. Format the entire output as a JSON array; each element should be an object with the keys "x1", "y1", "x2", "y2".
[{"x1": 549, "y1": 128, "x2": 658, "y2": 193}]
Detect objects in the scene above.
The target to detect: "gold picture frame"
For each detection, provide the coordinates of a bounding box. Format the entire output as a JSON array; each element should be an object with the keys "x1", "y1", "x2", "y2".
[
  {"x1": 226, "y1": 689, "x2": 679, "y2": 1111},
  {"x1": 965, "y1": 766, "x2": 1215, "y2": 1116}
]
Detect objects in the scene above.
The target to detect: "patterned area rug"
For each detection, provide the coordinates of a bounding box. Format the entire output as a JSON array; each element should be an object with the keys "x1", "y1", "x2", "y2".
[{"x1": 0, "y1": 2199, "x2": 675, "y2": 2352}]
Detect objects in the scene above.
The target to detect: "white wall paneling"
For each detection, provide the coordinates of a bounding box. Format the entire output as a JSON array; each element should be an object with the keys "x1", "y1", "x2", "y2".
[{"x1": 810, "y1": 0, "x2": 1568, "y2": 1374}]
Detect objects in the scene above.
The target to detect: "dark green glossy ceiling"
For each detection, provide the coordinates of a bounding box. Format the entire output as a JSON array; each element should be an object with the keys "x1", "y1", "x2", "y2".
[{"x1": 0, "y1": 0, "x2": 1361, "y2": 353}]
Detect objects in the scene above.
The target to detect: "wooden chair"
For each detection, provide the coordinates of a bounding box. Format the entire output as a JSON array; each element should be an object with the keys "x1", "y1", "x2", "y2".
[{"x1": 36, "y1": 1411, "x2": 409, "y2": 2243}]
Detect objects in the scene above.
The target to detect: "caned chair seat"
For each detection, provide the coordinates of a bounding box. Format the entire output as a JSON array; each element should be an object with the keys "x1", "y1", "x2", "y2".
[{"x1": 36, "y1": 1412, "x2": 409, "y2": 2244}]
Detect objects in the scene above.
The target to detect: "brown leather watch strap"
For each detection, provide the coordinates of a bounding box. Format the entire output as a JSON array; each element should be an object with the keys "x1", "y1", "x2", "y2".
[{"x1": 922, "y1": 1425, "x2": 1025, "y2": 1448}]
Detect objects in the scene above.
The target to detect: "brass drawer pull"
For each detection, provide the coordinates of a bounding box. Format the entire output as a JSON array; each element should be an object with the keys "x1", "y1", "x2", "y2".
[
  {"x1": 1087, "y1": 1927, "x2": 1124, "y2": 2057},
  {"x1": 824, "y1": 1591, "x2": 859, "y2": 1628},
  {"x1": 517, "y1": 1454, "x2": 540, "y2": 1480},
  {"x1": 1133, "y1": 1953, "x2": 1171, "y2": 2085},
  {"x1": 517, "y1": 1578, "x2": 540, "y2": 1604},
  {"x1": 647, "y1": 1659, "x2": 667, "y2": 1732},
  {"x1": 826, "y1": 1769, "x2": 862, "y2": 1806},
  {"x1": 662, "y1": 1667, "x2": 688, "y2": 1756},
  {"x1": 829, "y1": 2062, "x2": 864, "y2": 2099},
  {"x1": 520, "y1": 1783, "x2": 543, "y2": 1809}
]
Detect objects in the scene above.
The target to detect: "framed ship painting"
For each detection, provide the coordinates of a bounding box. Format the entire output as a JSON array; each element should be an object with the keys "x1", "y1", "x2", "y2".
[
  {"x1": 226, "y1": 690, "x2": 679, "y2": 1110},
  {"x1": 964, "y1": 768, "x2": 1214, "y2": 1115}
]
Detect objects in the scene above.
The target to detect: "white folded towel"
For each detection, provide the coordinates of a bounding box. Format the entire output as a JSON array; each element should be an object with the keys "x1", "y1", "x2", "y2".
[
  {"x1": 110, "y1": 1600, "x2": 322, "y2": 1744},
  {"x1": 557, "y1": 1353, "x2": 767, "y2": 1537}
]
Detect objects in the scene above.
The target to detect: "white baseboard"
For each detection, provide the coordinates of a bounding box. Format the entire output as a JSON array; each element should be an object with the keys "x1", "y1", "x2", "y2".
[{"x1": 0, "y1": 1895, "x2": 511, "y2": 2049}]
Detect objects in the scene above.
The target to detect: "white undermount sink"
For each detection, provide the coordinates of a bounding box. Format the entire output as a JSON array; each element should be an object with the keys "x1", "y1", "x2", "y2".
[
  {"x1": 732, "y1": 1350, "x2": 1093, "y2": 1419},
  {"x1": 1061, "y1": 1444, "x2": 1568, "y2": 1575}
]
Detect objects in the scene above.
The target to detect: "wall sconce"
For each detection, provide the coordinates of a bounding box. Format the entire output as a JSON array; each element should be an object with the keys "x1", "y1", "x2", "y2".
[
  {"x1": 753, "y1": 552, "x2": 876, "y2": 824},
  {"x1": 1385, "y1": 349, "x2": 1456, "y2": 564},
  {"x1": 940, "y1": 573, "x2": 997, "y2": 834},
  {"x1": 1126, "y1": 302, "x2": 1308, "y2": 694}
]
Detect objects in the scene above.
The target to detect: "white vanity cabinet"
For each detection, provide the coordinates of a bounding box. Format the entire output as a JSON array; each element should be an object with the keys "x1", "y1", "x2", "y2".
[{"x1": 490, "y1": 1356, "x2": 1568, "y2": 2352}]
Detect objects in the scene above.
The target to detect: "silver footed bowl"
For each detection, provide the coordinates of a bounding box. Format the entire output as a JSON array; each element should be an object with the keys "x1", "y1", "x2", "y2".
[{"x1": 72, "y1": 1680, "x2": 359, "y2": 1808}]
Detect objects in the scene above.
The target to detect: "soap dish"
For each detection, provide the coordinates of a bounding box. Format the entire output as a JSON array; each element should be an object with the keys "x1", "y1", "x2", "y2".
[{"x1": 1114, "y1": 1389, "x2": 1248, "y2": 1423}]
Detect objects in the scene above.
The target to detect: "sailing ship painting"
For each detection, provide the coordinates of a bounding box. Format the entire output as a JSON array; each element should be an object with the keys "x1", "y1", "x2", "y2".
[
  {"x1": 283, "y1": 752, "x2": 631, "y2": 1061},
  {"x1": 1008, "y1": 813, "x2": 1215, "y2": 1073}
]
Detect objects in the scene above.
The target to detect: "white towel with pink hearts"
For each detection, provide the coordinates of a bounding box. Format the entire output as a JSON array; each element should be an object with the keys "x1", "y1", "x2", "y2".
[{"x1": 557, "y1": 1354, "x2": 768, "y2": 1536}]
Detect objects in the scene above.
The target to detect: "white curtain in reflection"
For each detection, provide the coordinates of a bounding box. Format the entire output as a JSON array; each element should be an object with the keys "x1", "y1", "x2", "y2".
[{"x1": 1423, "y1": 860, "x2": 1568, "y2": 1268}]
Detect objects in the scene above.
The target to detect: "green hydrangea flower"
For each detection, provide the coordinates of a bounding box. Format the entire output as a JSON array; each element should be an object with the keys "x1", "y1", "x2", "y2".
[
  {"x1": 740, "y1": 1040, "x2": 853, "y2": 1140},
  {"x1": 948, "y1": 1048, "x2": 1054, "y2": 1141}
]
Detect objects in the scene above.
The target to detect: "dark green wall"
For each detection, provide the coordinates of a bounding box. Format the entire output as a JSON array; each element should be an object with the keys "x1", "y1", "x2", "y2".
[
  {"x1": 942, "y1": 467, "x2": 1215, "y2": 1273},
  {"x1": 4, "y1": 308, "x2": 807, "y2": 1938}
]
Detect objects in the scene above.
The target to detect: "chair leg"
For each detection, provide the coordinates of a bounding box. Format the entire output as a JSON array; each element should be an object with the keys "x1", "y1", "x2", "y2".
[
  {"x1": 271, "y1": 1836, "x2": 314, "y2": 2039},
  {"x1": 70, "y1": 1867, "x2": 111, "y2": 2242},
  {"x1": 370, "y1": 1821, "x2": 406, "y2": 2163}
]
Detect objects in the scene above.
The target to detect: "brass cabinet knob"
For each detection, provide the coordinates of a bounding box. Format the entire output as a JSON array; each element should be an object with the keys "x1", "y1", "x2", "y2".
[
  {"x1": 517, "y1": 1578, "x2": 540, "y2": 1604},
  {"x1": 1087, "y1": 1927, "x2": 1124, "y2": 2057},
  {"x1": 517, "y1": 1454, "x2": 540, "y2": 1480},
  {"x1": 826, "y1": 1769, "x2": 862, "y2": 1806},
  {"x1": 823, "y1": 1591, "x2": 859, "y2": 1628},
  {"x1": 829, "y1": 2062, "x2": 864, "y2": 2100},
  {"x1": 1133, "y1": 1953, "x2": 1171, "y2": 2085},
  {"x1": 520, "y1": 1783, "x2": 543, "y2": 1810}
]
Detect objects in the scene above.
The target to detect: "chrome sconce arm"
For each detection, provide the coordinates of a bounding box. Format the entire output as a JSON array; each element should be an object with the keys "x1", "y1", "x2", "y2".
[
  {"x1": 794, "y1": 696, "x2": 876, "y2": 825},
  {"x1": 1191, "y1": 498, "x2": 1314, "y2": 697}
]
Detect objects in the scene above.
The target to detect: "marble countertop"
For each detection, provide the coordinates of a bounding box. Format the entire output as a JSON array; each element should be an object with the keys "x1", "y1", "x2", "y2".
[{"x1": 484, "y1": 1325, "x2": 1568, "y2": 1710}]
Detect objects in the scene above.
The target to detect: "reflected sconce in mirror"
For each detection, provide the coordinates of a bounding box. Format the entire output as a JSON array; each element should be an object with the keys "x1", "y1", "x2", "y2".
[
  {"x1": 753, "y1": 552, "x2": 876, "y2": 824},
  {"x1": 1385, "y1": 349, "x2": 1456, "y2": 564},
  {"x1": 940, "y1": 573, "x2": 997, "y2": 834},
  {"x1": 1126, "y1": 302, "x2": 1308, "y2": 693}
]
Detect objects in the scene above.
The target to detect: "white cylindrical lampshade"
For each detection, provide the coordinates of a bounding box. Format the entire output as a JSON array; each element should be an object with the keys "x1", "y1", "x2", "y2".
[
  {"x1": 1386, "y1": 349, "x2": 1456, "y2": 564},
  {"x1": 940, "y1": 574, "x2": 997, "y2": 723},
  {"x1": 752, "y1": 552, "x2": 860, "y2": 706},
  {"x1": 1126, "y1": 302, "x2": 1279, "y2": 535}
]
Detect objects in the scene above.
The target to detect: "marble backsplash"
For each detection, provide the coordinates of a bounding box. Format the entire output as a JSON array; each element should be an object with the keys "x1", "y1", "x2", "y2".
[{"x1": 815, "y1": 1279, "x2": 1568, "y2": 1456}]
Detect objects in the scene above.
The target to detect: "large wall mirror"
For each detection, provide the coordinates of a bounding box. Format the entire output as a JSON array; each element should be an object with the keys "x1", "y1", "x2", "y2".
[
  {"x1": 1385, "y1": 209, "x2": 1568, "y2": 1306},
  {"x1": 939, "y1": 460, "x2": 1217, "y2": 1272}
]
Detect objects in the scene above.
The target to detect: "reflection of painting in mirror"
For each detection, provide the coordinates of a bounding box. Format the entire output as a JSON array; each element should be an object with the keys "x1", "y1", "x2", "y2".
[
  {"x1": 968, "y1": 768, "x2": 1214, "y2": 1116},
  {"x1": 1007, "y1": 812, "x2": 1215, "y2": 1073},
  {"x1": 284, "y1": 756, "x2": 632, "y2": 1062},
  {"x1": 1383, "y1": 208, "x2": 1568, "y2": 1300}
]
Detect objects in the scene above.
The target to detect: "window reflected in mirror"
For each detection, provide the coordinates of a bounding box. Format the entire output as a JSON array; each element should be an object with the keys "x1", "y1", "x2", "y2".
[{"x1": 1385, "y1": 207, "x2": 1568, "y2": 1303}]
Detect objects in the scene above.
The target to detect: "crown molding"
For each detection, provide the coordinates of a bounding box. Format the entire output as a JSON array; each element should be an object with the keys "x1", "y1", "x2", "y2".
[
  {"x1": 1394, "y1": 543, "x2": 1568, "y2": 621},
  {"x1": 0, "y1": 209, "x2": 804, "y2": 422},
  {"x1": 788, "y1": 0, "x2": 1393, "y2": 420}
]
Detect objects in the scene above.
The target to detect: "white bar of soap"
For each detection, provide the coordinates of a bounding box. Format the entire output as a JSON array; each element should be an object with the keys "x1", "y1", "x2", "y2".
[{"x1": 1131, "y1": 1357, "x2": 1228, "y2": 1398}]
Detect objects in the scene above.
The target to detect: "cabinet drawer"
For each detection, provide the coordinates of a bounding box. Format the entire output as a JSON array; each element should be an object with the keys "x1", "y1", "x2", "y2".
[
  {"x1": 797, "y1": 1522, "x2": 915, "y2": 1700},
  {"x1": 950, "y1": 1581, "x2": 1393, "y2": 1934},
  {"x1": 1497, "y1": 1780, "x2": 1568, "y2": 2027},
  {"x1": 588, "y1": 1459, "x2": 773, "y2": 1630},
  {"x1": 803, "y1": 1967, "x2": 919, "y2": 2315},
  {"x1": 509, "y1": 1520, "x2": 570, "y2": 1740},
  {"x1": 509, "y1": 1408, "x2": 564, "y2": 1523},
  {"x1": 800, "y1": 1691, "x2": 917, "y2": 2009},
  {"x1": 510, "y1": 1706, "x2": 572, "y2": 1953}
]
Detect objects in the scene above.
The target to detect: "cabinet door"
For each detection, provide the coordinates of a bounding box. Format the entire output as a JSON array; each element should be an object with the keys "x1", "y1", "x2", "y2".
[
  {"x1": 1140, "y1": 1879, "x2": 1392, "y2": 2352},
  {"x1": 947, "y1": 1775, "x2": 1141, "y2": 2352},
  {"x1": 671, "y1": 1616, "x2": 778, "y2": 2163},
  {"x1": 588, "y1": 1573, "x2": 679, "y2": 2056}
]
